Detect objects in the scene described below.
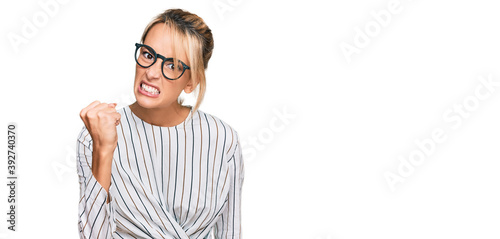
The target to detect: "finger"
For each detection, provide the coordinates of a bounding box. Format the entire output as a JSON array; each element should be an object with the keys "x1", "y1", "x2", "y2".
[
  {"x1": 102, "y1": 106, "x2": 119, "y2": 114},
  {"x1": 103, "y1": 111, "x2": 121, "y2": 121},
  {"x1": 85, "y1": 100, "x2": 102, "y2": 112},
  {"x1": 88, "y1": 100, "x2": 101, "y2": 108},
  {"x1": 114, "y1": 112, "x2": 121, "y2": 121},
  {"x1": 91, "y1": 107, "x2": 119, "y2": 124},
  {"x1": 80, "y1": 100, "x2": 101, "y2": 119},
  {"x1": 108, "y1": 103, "x2": 117, "y2": 108},
  {"x1": 114, "y1": 113, "x2": 121, "y2": 125},
  {"x1": 88, "y1": 103, "x2": 112, "y2": 116}
]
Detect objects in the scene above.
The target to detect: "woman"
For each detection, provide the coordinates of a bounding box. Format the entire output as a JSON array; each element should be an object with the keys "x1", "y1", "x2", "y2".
[{"x1": 76, "y1": 9, "x2": 244, "y2": 238}]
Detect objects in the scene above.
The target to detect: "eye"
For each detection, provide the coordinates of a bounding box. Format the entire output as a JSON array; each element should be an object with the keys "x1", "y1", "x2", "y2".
[
  {"x1": 164, "y1": 59, "x2": 183, "y2": 71},
  {"x1": 165, "y1": 63, "x2": 175, "y2": 71},
  {"x1": 139, "y1": 47, "x2": 155, "y2": 61},
  {"x1": 143, "y1": 51, "x2": 153, "y2": 60}
]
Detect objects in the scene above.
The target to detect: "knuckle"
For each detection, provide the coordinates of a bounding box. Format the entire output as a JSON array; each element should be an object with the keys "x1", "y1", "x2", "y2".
[{"x1": 87, "y1": 110, "x2": 97, "y2": 119}]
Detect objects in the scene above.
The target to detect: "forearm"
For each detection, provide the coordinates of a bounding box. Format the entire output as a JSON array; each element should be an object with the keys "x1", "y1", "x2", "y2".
[
  {"x1": 91, "y1": 145, "x2": 114, "y2": 203},
  {"x1": 77, "y1": 128, "x2": 116, "y2": 238}
]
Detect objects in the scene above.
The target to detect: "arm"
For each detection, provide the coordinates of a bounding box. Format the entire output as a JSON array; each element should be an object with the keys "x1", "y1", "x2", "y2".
[
  {"x1": 214, "y1": 135, "x2": 245, "y2": 239},
  {"x1": 76, "y1": 126, "x2": 116, "y2": 238},
  {"x1": 77, "y1": 101, "x2": 120, "y2": 238}
]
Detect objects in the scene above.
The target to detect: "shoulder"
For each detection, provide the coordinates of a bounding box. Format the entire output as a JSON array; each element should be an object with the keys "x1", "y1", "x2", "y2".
[{"x1": 194, "y1": 109, "x2": 241, "y2": 157}]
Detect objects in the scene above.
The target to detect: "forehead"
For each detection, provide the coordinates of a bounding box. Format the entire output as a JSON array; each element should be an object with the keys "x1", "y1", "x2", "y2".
[{"x1": 143, "y1": 23, "x2": 188, "y2": 60}]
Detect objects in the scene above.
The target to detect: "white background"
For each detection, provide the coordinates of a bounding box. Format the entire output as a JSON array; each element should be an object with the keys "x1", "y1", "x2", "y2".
[{"x1": 1, "y1": 0, "x2": 500, "y2": 238}]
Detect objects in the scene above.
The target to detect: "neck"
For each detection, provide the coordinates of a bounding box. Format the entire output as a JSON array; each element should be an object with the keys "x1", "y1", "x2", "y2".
[{"x1": 129, "y1": 102, "x2": 190, "y2": 127}]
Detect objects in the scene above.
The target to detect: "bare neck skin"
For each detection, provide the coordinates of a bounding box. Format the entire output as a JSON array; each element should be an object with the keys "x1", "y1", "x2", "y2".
[{"x1": 129, "y1": 101, "x2": 191, "y2": 127}]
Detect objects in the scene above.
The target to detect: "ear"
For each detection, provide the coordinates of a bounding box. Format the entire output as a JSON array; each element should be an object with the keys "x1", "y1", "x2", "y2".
[{"x1": 183, "y1": 78, "x2": 199, "y2": 94}]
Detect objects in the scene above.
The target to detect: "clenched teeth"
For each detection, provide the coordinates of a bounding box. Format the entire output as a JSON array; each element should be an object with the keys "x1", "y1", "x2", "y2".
[{"x1": 141, "y1": 83, "x2": 160, "y2": 95}]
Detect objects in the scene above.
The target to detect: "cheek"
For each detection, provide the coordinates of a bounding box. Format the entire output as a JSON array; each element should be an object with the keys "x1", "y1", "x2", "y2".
[
  {"x1": 182, "y1": 70, "x2": 192, "y2": 82},
  {"x1": 134, "y1": 66, "x2": 145, "y2": 81}
]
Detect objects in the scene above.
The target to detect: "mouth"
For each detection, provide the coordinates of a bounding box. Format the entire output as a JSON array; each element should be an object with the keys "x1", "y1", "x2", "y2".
[{"x1": 138, "y1": 81, "x2": 160, "y2": 97}]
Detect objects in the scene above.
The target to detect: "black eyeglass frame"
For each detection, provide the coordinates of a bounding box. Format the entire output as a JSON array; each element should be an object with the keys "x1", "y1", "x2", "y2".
[{"x1": 134, "y1": 43, "x2": 191, "y2": 80}]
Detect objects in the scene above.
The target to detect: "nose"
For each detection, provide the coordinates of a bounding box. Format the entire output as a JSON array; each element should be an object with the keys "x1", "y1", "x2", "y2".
[{"x1": 145, "y1": 60, "x2": 163, "y2": 80}]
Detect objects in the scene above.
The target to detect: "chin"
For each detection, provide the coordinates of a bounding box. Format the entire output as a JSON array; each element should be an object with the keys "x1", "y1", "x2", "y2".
[{"x1": 134, "y1": 92, "x2": 160, "y2": 109}]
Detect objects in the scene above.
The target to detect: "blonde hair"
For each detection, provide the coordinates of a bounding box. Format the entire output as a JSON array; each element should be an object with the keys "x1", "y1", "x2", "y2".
[{"x1": 140, "y1": 9, "x2": 214, "y2": 116}]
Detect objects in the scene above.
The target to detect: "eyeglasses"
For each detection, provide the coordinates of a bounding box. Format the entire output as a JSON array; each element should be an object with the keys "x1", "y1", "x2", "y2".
[{"x1": 134, "y1": 43, "x2": 191, "y2": 80}]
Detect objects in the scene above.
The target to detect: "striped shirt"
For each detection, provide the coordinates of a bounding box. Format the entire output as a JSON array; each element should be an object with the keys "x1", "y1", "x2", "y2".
[{"x1": 76, "y1": 105, "x2": 244, "y2": 239}]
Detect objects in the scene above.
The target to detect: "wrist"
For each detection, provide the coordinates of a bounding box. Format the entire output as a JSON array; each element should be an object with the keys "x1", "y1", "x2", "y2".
[
  {"x1": 92, "y1": 142, "x2": 116, "y2": 155},
  {"x1": 92, "y1": 145, "x2": 114, "y2": 168},
  {"x1": 91, "y1": 149, "x2": 113, "y2": 183}
]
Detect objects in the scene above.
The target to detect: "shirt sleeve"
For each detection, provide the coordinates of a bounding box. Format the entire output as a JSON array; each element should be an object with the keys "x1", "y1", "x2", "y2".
[
  {"x1": 214, "y1": 133, "x2": 245, "y2": 239},
  {"x1": 76, "y1": 126, "x2": 117, "y2": 238}
]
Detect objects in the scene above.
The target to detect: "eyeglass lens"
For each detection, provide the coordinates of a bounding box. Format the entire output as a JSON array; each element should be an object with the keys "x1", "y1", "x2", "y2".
[{"x1": 135, "y1": 45, "x2": 186, "y2": 80}]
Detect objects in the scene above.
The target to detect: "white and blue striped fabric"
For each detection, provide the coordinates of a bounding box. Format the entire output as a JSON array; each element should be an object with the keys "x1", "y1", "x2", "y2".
[{"x1": 76, "y1": 105, "x2": 244, "y2": 239}]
